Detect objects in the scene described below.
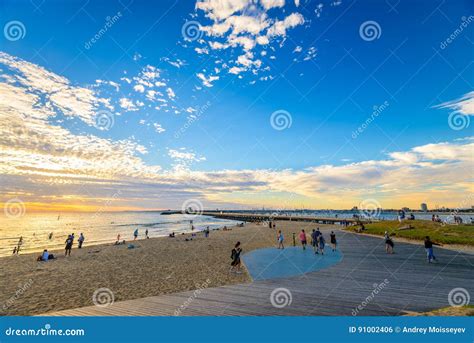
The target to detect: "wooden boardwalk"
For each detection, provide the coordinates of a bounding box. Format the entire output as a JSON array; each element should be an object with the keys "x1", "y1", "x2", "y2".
[{"x1": 44, "y1": 229, "x2": 474, "y2": 316}]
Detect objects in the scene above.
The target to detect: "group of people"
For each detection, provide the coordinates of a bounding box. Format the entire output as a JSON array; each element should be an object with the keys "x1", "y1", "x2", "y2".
[
  {"x1": 296, "y1": 228, "x2": 337, "y2": 254},
  {"x1": 64, "y1": 233, "x2": 85, "y2": 256}
]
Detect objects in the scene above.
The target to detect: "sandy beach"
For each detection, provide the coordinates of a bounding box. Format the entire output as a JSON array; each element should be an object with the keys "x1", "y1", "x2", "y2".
[{"x1": 0, "y1": 220, "x2": 334, "y2": 316}]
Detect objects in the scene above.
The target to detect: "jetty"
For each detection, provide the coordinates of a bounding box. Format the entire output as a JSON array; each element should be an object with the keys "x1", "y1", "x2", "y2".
[{"x1": 161, "y1": 210, "x2": 369, "y2": 225}]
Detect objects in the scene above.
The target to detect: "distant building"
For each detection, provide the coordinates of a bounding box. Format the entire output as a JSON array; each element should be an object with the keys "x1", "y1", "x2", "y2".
[
  {"x1": 402, "y1": 207, "x2": 410, "y2": 212},
  {"x1": 420, "y1": 203, "x2": 428, "y2": 211},
  {"x1": 352, "y1": 206, "x2": 358, "y2": 211}
]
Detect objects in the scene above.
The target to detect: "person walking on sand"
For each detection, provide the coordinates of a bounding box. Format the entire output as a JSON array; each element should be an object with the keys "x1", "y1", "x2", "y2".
[
  {"x1": 330, "y1": 231, "x2": 337, "y2": 251},
  {"x1": 384, "y1": 231, "x2": 394, "y2": 254},
  {"x1": 311, "y1": 229, "x2": 319, "y2": 254},
  {"x1": 299, "y1": 230, "x2": 307, "y2": 250},
  {"x1": 230, "y1": 242, "x2": 242, "y2": 273},
  {"x1": 277, "y1": 230, "x2": 284, "y2": 249},
  {"x1": 145, "y1": 229, "x2": 149, "y2": 239},
  {"x1": 78, "y1": 233, "x2": 85, "y2": 248},
  {"x1": 319, "y1": 234, "x2": 326, "y2": 255},
  {"x1": 424, "y1": 236, "x2": 440, "y2": 263},
  {"x1": 65, "y1": 234, "x2": 73, "y2": 256},
  {"x1": 133, "y1": 229, "x2": 138, "y2": 240}
]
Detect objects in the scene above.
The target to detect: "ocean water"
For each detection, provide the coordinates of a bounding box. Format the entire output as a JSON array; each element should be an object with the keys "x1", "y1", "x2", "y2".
[{"x1": 0, "y1": 212, "x2": 240, "y2": 257}]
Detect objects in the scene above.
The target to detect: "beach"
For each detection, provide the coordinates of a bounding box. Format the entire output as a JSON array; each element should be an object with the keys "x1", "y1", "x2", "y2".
[{"x1": 0, "y1": 220, "x2": 333, "y2": 316}]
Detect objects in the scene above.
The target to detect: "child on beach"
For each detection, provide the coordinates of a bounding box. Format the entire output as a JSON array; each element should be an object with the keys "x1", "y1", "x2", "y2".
[
  {"x1": 277, "y1": 230, "x2": 284, "y2": 249},
  {"x1": 230, "y1": 242, "x2": 242, "y2": 273},
  {"x1": 330, "y1": 231, "x2": 337, "y2": 251},
  {"x1": 133, "y1": 229, "x2": 138, "y2": 240},
  {"x1": 299, "y1": 230, "x2": 307, "y2": 250}
]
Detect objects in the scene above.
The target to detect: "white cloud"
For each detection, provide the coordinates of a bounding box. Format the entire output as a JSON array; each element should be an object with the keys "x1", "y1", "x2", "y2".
[
  {"x1": 133, "y1": 84, "x2": 145, "y2": 93},
  {"x1": 197, "y1": 72, "x2": 220, "y2": 87},
  {"x1": 119, "y1": 97, "x2": 139, "y2": 111},
  {"x1": 194, "y1": 0, "x2": 305, "y2": 80},
  {"x1": 166, "y1": 87, "x2": 176, "y2": 99},
  {"x1": 153, "y1": 123, "x2": 166, "y2": 133},
  {"x1": 436, "y1": 91, "x2": 474, "y2": 116},
  {"x1": 261, "y1": 0, "x2": 285, "y2": 10}
]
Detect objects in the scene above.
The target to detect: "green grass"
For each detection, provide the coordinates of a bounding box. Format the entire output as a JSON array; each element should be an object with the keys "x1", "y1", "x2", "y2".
[
  {"x1": 345, "y1": 220, "x2": 474, "y2": 246},
  {"x1": 406, "y1": 305, "x2": 474, "y2": 316}
]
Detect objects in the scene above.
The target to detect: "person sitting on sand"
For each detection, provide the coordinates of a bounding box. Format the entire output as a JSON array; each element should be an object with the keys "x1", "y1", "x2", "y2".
[
  {"x1": 133, "y1": 229, "x2": 138, "y2": 240},
  {"x1": 78, "y1": 233, "x2": 85, "y2": 249},
  {"x1": 169, "y1": 232, "x2": 175, "y2": 238},
  {"x1": 299, "y1": 230, "x2": 307, "y2": 250},
  {"x1": 37, "y1": 249, "x2": 55, "y2": 261},
  {"x1": 384, "y1": 231, "x2": 394, "y2": 254},
  {"x1": 277, "y1": 230, "x2": 284, "y2": 249},
  {"x1": 230, "y1": 242, "x2": 242, "y2": 273},
  {"x1": 330, "y1": 231, "x2": 337, "y2": 251}
]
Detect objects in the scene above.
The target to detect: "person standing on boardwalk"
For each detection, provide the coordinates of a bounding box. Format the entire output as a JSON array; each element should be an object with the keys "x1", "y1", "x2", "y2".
[
  {"x1": 299, "y1": 230, "x2": 307, "y2": 250},
  {"x1": 277, "y1": 230, "x2": 284, "y2": 249},
  {"x1": 311, "y1": 229, "x2": 319, "y2": 254},
  {"x1": 319, "y1": 234, "x2": 326, "y2": 255},
  {"x1": 133, "y1": 229, "x2": 138, "y2": 240},
  {"x1": 330, "y1": 231, "x2": 337, "y2": 251},
  {"x1": 424, "y1": 236, "x2": 440, "y2": 263},
  {"x1": 384, "y1": 231, "x2": 394, "y2": 254},
  {"x1": 230, "y1": 242, "x2": 242, "y2": 273},
  {"x1": 78, "y1": 233, "x2": 85, "y2": 248}
]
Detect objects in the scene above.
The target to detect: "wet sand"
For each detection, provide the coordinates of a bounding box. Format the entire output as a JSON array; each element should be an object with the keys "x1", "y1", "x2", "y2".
[{"x1": 0, "y1": 220, "x2": 334, "y2": 315}]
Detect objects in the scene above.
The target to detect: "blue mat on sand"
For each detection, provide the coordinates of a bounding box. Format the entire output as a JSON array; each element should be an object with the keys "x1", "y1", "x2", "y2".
[{"x1": 242, "y1": 246, "x2": 343, "y2": 281}]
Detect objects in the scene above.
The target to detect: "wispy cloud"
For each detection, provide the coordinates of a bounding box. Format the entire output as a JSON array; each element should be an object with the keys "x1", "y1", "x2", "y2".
[{"x1": 0, "y1": 51, "x2": 472, "y2": 211}]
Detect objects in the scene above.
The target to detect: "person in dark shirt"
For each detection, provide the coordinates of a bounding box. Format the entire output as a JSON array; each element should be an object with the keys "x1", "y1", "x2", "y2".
[
  {"x1": 65, "y1": 234, "x2": 74, "y2": 256},
  {"x1": 230, "y1": 242, "x2": 242, "y2": 273},
  {"x1": 330, "y1": 231, "x2": 337, "y2": 251},
  {"x1": 424, "y1": 236, "x2": 440, "y2": 263}
]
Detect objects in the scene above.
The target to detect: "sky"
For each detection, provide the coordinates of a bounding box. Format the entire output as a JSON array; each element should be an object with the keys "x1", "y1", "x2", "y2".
[{"x1": 0, "y1": 0, "x2": 473, "y2": 212}]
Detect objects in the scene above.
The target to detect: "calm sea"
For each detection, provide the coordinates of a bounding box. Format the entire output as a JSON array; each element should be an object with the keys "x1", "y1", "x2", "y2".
[{"x1": 0, "y1": 212, "x2": 239, "y2": 257}]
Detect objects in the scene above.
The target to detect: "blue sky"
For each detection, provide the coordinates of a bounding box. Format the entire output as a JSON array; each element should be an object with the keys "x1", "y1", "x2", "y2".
[{"x1": 0, "y1": 0, "x2": 473, "y2": 211}]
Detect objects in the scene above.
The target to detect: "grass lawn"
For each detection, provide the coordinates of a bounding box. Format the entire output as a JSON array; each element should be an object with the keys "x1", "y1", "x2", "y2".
[
  {"x1": 345, "y1": 220, "x2": 474, "y2": 246},
  {"x1": 406, "y1": 305, "x2": 474, "y2": 316}
]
